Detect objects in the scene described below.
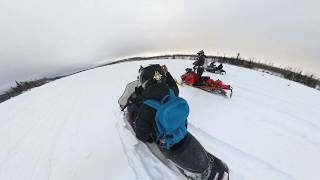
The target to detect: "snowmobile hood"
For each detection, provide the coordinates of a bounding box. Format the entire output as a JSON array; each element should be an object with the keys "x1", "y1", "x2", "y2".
[{"x1": 141, "y1": 83, "x2": 169, "y2": 101}]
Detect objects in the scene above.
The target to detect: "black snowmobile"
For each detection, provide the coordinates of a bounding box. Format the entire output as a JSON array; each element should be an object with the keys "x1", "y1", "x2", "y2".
[
  {"x1": 205, "y1": 63, "x2": 226, "y2": 75},
  {"x1": 118, "y1": 81, "x2": 230, "y2": 180}
]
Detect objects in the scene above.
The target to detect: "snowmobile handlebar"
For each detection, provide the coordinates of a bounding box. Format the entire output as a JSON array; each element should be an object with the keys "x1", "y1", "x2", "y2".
[{"x1": 120, "y1": 104, "x2": 128, "y2": 111}]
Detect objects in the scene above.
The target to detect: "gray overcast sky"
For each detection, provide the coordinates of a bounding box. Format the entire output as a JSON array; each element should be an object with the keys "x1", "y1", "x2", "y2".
[{"x1": 0, "y1": 0, "x2": 319, "y2": 91}]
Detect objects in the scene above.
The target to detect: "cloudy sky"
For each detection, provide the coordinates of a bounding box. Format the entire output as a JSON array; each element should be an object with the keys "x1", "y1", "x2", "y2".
[{"x1": 0, "y1": 0, "x2": 319, "y2": 92}]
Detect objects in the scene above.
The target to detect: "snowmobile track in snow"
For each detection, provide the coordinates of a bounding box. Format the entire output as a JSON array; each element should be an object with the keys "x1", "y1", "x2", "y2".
[{"x1": 188, "y1": 124, "x2": 296, "y2": 180}]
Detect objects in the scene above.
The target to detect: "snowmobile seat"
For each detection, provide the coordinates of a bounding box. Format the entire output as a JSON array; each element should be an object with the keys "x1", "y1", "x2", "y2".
[
  {"x1": 160, "y1": 133, "x2": 210, "y2": 173},
  {"x1": 185, "y1": 68, "x2": 193, "y2": 73},
  {"x1": 201, "y1": 76, "x2": 210, "y2": 82}
]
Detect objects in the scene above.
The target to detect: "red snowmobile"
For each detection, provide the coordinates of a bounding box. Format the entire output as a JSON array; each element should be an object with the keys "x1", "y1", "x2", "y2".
[{"x1": 180, "y1": 68, "x2": 233, "y2": 98}]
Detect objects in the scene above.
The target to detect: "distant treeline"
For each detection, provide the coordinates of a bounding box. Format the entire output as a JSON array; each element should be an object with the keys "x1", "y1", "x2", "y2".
[
  {"x1": 0, "y1": 78, "x2": 53, "y2": 103},
  {"x1": 113, "y1": 54, "x2": 319, "y2": 89},
  {"x1": 207, "y1": 54, "x2": 320, "y2": 89},
  {"x1": 76, "y1": 54, "x2": 320, "y2": 90},
  {"x1": 1, "y1": 53, "x2": 319, "y2": 103}
]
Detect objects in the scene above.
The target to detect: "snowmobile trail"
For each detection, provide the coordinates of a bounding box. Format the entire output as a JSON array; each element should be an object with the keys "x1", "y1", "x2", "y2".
[
  {"x1": 188, "y1": 124, "x2": 296, "y2": 180},
  {"x1": 1, "y1": 59, "x2": 320, "y2": 180}
]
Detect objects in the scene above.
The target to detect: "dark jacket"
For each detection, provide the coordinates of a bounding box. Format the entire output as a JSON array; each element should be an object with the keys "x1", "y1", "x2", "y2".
[
  {"x1": 193, "y1": 54, "x2": 206, "y2": 67},
  {"x1": 132, "y1": 72, "x2": 179, "y2": 143}
]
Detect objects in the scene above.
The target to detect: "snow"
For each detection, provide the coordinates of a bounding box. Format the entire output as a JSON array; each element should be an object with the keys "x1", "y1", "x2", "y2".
[{"x1": 1, "y1": 59, "x2": 320, "y2": 180}]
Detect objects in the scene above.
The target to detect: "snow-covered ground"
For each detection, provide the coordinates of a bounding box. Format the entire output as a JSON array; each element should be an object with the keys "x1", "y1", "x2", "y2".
[{"x1": 1, "y1": 59, "x2": 320, "y2": 180}]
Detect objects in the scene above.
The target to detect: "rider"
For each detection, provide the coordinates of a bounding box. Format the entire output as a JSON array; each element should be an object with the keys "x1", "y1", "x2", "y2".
[
  {"x1": 217, "y1": 63, "x2": 223, "y2": 70},
  {"x1": 192, "y1": 50, "x2": 208, "y2": 85},
  {"x1": 128, "y1": 64, "x2": 180, "y2": 143},
  {"x1": 208, "y1": 61, "x2": 216, "y2": 68},
  {"x1": 193, "y1": 50, "x2": 206, "y2": 72}
]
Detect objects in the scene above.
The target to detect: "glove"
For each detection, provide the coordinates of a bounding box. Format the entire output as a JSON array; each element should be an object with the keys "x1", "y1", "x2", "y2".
[
  {"x1": 147, "y1": 136, "x2": 154, "y2": 143},
  {"x1": 135, "y1": 86, "x2": 143, "y2": 95}
]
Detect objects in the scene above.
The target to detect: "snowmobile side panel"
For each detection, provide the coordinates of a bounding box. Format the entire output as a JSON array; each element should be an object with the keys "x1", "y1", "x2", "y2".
[
  {"x1": 181, "y1": 82, "x2": 232, "y2": 98},
  {"x1": 118, "y1": 80, "x2": 140, "y2": 110}
]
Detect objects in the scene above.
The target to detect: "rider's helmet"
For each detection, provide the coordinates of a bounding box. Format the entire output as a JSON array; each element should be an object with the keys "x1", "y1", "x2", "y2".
[
  {"x1": 138, "y1": 64, "x2": 166, "y2": 89},
  {"x1": 197, "y1": 50, "x2": 204, "y2": 55}
]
